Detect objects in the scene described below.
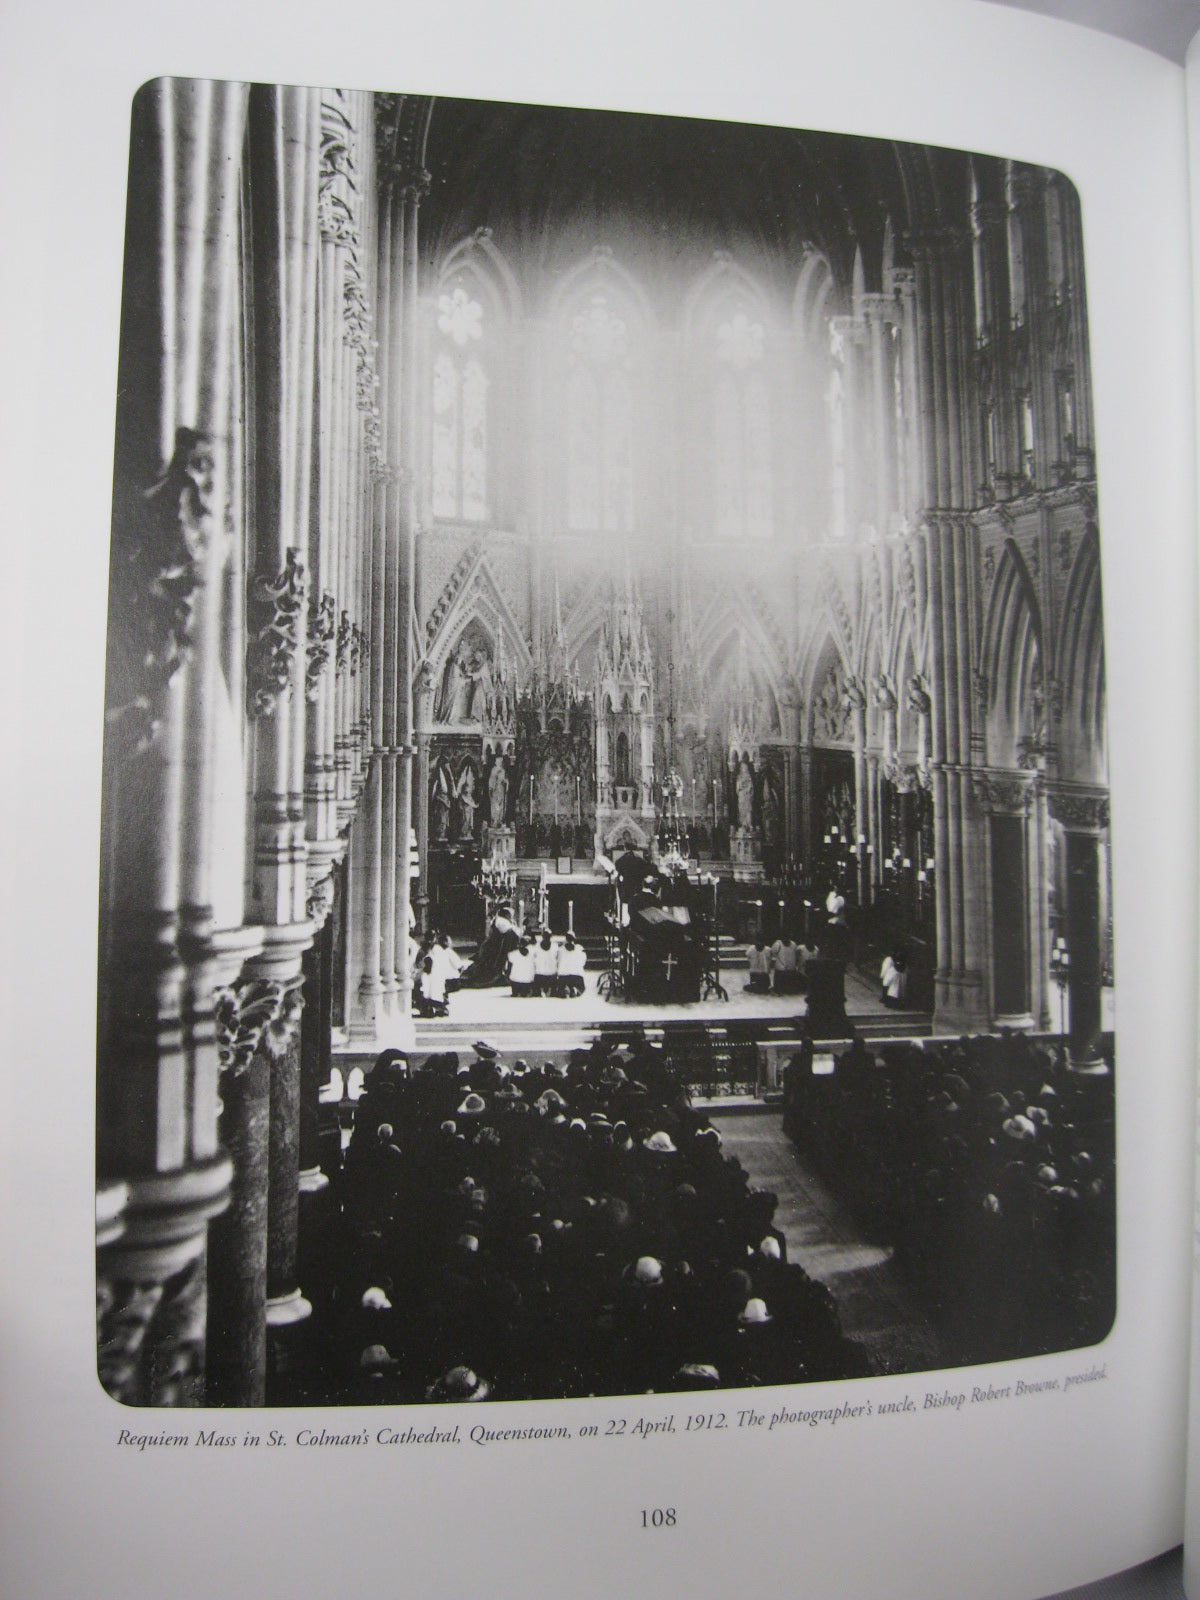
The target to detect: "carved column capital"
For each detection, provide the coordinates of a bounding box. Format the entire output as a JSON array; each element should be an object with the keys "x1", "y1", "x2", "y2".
[
  {"x1": 972, "y1": 769, "x2": 1036, "y2": 814},
  {"x1": 306, "y1": 591, "x2": 337, "y2": 700},
  {"x1": 1047, "y1": 787, "x2": 1109, "y2": 832},
  {"x1": 246, "y1": 548, "x2": 307, "y2": 718},
  {"x1": 214, "y1": 973, "x2": 306, "y2": 1076},
  {"x1": 335, "y1": 609, "x2": 353, "y2": 674},
  {"x1": 305, "y1": 873, "x2": 336, "y2": 931},
  {"x1": 397, "y1": 166, "x2": 432, "y2": 202},
  {"x1": 106, "y1": 428, "x2": 216, "y2": 754}
]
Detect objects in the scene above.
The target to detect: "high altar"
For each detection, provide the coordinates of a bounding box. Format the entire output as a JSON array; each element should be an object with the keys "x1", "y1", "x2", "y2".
[{"x1": 416, "y1": 560, "x2": 828, "y2": 939}]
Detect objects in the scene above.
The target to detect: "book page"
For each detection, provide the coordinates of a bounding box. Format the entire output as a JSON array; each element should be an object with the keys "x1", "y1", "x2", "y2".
[
  {"x1": 1181, "y1": 20, "x2": 1200, "y2": 1600},
  {"x1": 1, "y1": 4, "x2": 1197, "y2": 1599}
]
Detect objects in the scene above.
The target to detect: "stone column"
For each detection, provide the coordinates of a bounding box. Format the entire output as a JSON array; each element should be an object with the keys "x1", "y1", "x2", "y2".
[
  {"x1": 211, "y1": 84, "x2": 320, "y2": 1394},
  {"x1": 206, "y1": 969, "x2": 304, "y2": 1405},
  {"x1": 298, "y1": 902, "x2": 333, "y2": 1194},
  {"x1": 98, "y1": 77, "x2": 250, "y2": 1404},
  {"x1": 941, "y1": 240, "x2": 968, "y2": 506},
  {"x1": 891, "y1": 268, "x2": 919, "y2": 524},
  {"x1": 1049, "y1": 790, "x2": 1109, "y2": 1069},
  {"x1": 863, "y1": 294, "x2": 893, "y2": 535},
  {"x1": 867, "y1": 755, "x2": 881, "y2": 899},
  {"x1": 911, "y1": 244, "x2": 939, "y2": 512},
  {"x1": 798, "y1": 745, "x2": 814, "y2": 876},
  {"x1": 922, "y1": 522, "x2": 954, "y2": 1004},
  {"x1": 849, "y1": 686, "x2": 868, "y2": 907},
  {"x1": 392, "y1": 167, "x2": 429, "y2": 1014},
  {"x1": 378, "y1": 183, "x2": 401, "y2": 1005},
  {"x1": 414, "y1": 662, "x2": 435, "y2": 930}
]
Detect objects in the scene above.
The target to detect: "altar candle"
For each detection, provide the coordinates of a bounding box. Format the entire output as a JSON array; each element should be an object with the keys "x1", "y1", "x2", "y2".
[{"x1": 529, "y1": 775, "x2": 535, "y2": 823}]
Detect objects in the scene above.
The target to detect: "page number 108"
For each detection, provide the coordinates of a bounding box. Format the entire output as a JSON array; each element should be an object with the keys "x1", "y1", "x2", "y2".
[{"x1": 641, "y1": 1508, "x2": 677, "y2": 1528}]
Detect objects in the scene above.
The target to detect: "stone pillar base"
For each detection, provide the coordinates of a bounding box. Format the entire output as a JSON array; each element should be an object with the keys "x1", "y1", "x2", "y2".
[
  {"x1": 932, "y1": 971, "x2": 988, "y2": 1035},
  {"x1": 265, "y1": 1287, "x2": 313, "y2": 1327},
  {"x1": 1067, "y1": 1051, "x2": 1110, "y2": 1076}
]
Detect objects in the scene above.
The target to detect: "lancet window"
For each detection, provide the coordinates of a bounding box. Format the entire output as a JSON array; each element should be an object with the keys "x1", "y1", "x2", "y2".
[
  {"x1": 712, "y1": 308, "x2": 773, "y2": 540},
  {"x1": 432, "y1": 278, "x2": 489, "y2": 522},
  {"x1": 565, "y1": 292, "x2": 635, "y2": 534}
]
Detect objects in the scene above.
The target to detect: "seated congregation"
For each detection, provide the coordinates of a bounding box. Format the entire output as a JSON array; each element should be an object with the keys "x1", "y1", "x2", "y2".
[
  {"x1": 784, "y1": 1032, "x2": 1116, "y2": 1365},
  {"x1": 309, "y1": 1037, "x2": 863, "y2": 1404}
]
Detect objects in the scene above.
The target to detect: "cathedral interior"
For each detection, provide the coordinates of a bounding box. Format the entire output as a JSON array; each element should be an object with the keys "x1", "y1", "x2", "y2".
[{"x1": 97, "y1": 82, "x2": 1112, "y2": 1407}]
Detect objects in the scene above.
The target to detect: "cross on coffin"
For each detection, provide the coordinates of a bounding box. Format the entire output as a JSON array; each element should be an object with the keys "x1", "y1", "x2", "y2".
[{"x1": 663, "y1": 953, "x2": 677, "y2": 984}]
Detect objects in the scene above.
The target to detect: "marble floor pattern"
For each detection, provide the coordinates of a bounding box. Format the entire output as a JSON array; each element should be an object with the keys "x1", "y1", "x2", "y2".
[{"x1": 709, "y1": 1110, "x2": 944, "y2": 1378}]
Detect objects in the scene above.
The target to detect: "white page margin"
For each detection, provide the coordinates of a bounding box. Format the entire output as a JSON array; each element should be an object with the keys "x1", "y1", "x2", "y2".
[{"x1": 0, "y1": 4, "x2": 1196, "y2": 1598}]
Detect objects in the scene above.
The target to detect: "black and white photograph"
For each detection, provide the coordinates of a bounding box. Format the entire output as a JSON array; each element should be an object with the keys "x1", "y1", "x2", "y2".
[{"x1": 96, "y1": 80, "x2": 1114, "y2": 1410}]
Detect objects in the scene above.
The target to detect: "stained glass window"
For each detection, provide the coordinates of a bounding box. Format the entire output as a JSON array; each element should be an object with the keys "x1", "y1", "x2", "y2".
[{"x1": 431, "y1": 282, "x2": 488, "y2": 521}]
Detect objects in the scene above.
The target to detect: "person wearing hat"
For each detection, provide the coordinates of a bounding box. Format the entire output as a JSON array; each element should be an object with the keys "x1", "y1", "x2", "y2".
[{"x1": 425, "y1": 1365, "x2": 492, "y2": 1402}]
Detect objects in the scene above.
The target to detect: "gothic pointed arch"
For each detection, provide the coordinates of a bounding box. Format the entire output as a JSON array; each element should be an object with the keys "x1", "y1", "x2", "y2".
[
  {"x1": 981, "y1": 539, "x2": 1043, "y2": 766},
  {"x1": 1055, "y1": 524, "x2": 1105, "y2": 779},
  {"x1": 686, "y1": 260, "x2": 778, "y2": 544},
  {"x1": 698, "y1": 606, "x2": 784, "y2": 737},
  {"x1": 429, "y1": 233, "x2": 519, "y2": 527},
  {"x1": 426, "y1": 549, "x2": 533, "y2": 694},
  {"x1": 804, "y1": 630, "x2": 855, "y2": 747}
]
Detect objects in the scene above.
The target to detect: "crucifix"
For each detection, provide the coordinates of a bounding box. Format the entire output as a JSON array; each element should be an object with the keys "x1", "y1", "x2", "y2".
[{"x1": 663, "y1": 952, "x2": 677, "y2": 984}]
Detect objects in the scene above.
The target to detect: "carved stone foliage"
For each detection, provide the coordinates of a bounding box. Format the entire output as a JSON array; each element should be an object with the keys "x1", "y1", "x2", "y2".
[
  {"x1": 106, "y1": 427, "x2": 215, "y2": 755},
  {"x1": 972, "y1": 772, "x2": 1034, "y2": 813},
  {"x1": 306, "y1": 591, "x2": 337, "y2": 700},
  {"x1": 214, "y1": 974, "x2": 306, "y2": 1077},
  {"x1": 425, "y1": 541, "x2": 482, "y2": 646},
  {"x1": 336, "y1": 609, "x2": 353, "y2": 674},
  {"x1": 246, "y1": 548, "x2": 307, "y2": 718},
  {"x1": 96, "y1": 1252, "x2": 207, "y2": 1407},
  {"x1": 96, "y1": 1274, "x2": 163, "y2": 1404},
  {"x1": 306, "y1": 874, "x2": 335, "y2": 930},
  {"x1": 1048, "y1": 789, "x2": 1109, "y2": 831}
]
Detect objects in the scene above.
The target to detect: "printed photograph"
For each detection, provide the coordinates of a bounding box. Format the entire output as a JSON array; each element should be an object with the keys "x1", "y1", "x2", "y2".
[{"x1": 96, "y1": 80, "x2": 1113, "y2": 1407}]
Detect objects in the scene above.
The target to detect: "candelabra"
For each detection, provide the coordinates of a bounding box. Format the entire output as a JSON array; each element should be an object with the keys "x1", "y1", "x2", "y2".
[
  {"x1": 472, "y1": 856, "x2": 517, "y2": 924},
  {"x1": 656, "y1": 769, "x2": 691, "y2": 873}
]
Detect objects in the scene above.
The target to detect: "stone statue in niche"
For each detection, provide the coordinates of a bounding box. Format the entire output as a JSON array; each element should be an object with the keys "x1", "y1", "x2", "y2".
[
  {"x1": 454, "y1": 762, "x2": 479, "y2": 840},
  {"x1": 488, "y1": 756, "x2": 509, "y2": 828},
  {"x1": 907, "y1": 675, "x2": 931, "y2": 717},
  {"x1": 816, "y1": 666, "x2": 847, "y2": 742},
  {"x1": 735, "y1": 758, "x2": 756, "y2": 833},
  {"x1": 431, "y1": 761, "x2": 452, "y2": 842},
  {"x1": 436, "y1": 637, "x2": 492, "y2": 724}
]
